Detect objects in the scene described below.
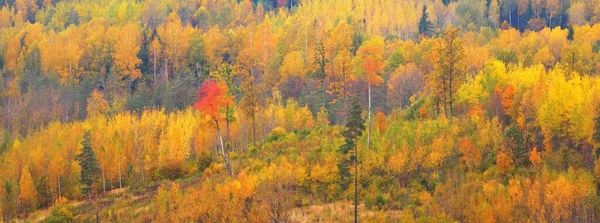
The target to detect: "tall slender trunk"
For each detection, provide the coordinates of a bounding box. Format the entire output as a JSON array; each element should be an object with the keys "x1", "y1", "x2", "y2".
[
  {"x1": 322, "y1": 77, "x2": 326, "y2": 111},
  {"x1": 449, "y1": 75, "x2": 453, "y2": 119},
  {"x1": 57, "y1": 175, "x2": 61, "y2": 197},
  {"x1": 216, "y1": 120, "x2": 233, "y2": 177},
  {"x1": 95, "y1": 190, "x2": 99, "y2": 223},
  {"x1": 102, "y1": 170, "x2": 106, "y2": 193},
  {"x1": 226, "y1": 105, "x2": 231, "y2": 150},
  {"x1": 367, "y1": 83, "x2": 371, "y2": 151},
  {"x1": 153, "y1": 52, "x2": 157, "y2": 85},
  {"x1": 443, "y1": 78, "x2": 448, "y2": 117},
  {"x1": 342, "y1": 65, "x2": 348, "y2": 124},
  {"x1": 164, "y1": 59, "x2": 169, "y2": 84},
  {"x1": 354, "y1": 141, "x2": 359, "y2": 223},
  {"x1": 118, "y1": 161, "x2": 122, "y2": 189},
  {"x1": 252, "y1": 113, "x2": 256, "y2": 147}
]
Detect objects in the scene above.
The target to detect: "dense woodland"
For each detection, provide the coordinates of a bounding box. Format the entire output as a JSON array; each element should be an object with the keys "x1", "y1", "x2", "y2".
[{"x1": 2, "y1": 0, "x2": 600, "y2": 222}]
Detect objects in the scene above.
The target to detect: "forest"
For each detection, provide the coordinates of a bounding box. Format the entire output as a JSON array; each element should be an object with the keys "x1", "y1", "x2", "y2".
[{"x1": 2, "y1": 0, "x2": 600, "y2": 222}]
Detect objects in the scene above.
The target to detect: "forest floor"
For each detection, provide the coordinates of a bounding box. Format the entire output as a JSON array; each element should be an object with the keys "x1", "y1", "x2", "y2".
[
  {"x1": 23, "y1": 174, "x2": 404, "y2": 222},
  {"x1": 22, "y1": 175, "x2": 205, "y2": 222}
]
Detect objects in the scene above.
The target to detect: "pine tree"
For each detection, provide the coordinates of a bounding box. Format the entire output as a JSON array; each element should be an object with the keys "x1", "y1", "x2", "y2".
[
  {"x1": 418, "y1": 6, "x2": 434, "y2": 38},
  {"x1": 337, "y1": 99, "x2": 365, "y2": 223},
  {"x1": 76, "y1": 131, "x2": 101, "y2": 197}
]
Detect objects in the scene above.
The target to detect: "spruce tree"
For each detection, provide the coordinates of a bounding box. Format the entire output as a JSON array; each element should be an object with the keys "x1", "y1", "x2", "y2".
[
  {"x1": 418, "y1": 6, "x2": 434, "y2": 38},
  {"x1": 594, "y1": 109, "x2": 600, "y2": 148},
  {"x1": 338, "y1": 100, "x2": 365, "y2": 189},
  {"x1": 76, "y1": 131, "x2": 101, "y2": 197},
  {"x1": 337, "y1": 99, "x2": 365, "y2": 223}
]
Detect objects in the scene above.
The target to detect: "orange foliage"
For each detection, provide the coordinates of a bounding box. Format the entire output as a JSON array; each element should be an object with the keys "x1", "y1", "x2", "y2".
[
  {"x1": 501, "y1": 85, "x2": 515, "y2": 115},
  {"x1": 375, "y1": 111, "x2": 387, "y2": 133},
  {"x1": 497, "y1": 151, "x2": 513, "y2": 174},
  {"x1": 459, "y1": 138, "x2": 481, "y2": 169},
  {"x1": 530, "y1": 147, "x2": 542, "y2": 168}
]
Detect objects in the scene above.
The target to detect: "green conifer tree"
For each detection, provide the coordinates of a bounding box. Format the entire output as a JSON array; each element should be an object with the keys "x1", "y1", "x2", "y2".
[
  {"x1": 418, "y1": 6, "x2": 434, "y2": 38},
  {"x1": 337, "y1": 99, "x2": 365, "y2": 223},
  {"x1": 76, "y1": 131, "x2": 101, "y2": 198}
]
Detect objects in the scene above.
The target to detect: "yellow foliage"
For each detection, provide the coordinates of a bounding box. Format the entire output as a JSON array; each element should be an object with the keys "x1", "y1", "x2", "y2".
[
  {"x1": 86, "y1": 89, "x2": 109, "y2": 119},
  {"x1": 113, "y1": 23, "x2": 142, "y2": 80},
  {"x1": 19, "y1": 166, "x2": 36, "y2": 203}
]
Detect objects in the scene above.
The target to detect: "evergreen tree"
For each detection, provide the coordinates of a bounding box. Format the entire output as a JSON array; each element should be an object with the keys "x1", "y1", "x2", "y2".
[
  {"x1": 594, "y1": 109, "x2": 600, "y2": 148},
  {"x1": 338, "y1": 99, "x2": 365, "y2": 189},
  {"x1": 337, "y1": 99, "x2": 364, "y2": 223},
  {"x1": 309, "y1": 40, "x2": 329, "y2": 112},
  {"x1": 418, "y1": 6, "x2": 434, "y2": 38},
  {"x1": 76, "y1": 131, "x2": 101, "y2": 197},
  {"x1": 504, "y1": 125, "x2": 526, "y2": 165},
  {"x1": 567, "y1": 26, "x2": 575, "y2": 41},
  {"x1": 442, "y1": 0, "x2": 451, "y2": 7}
]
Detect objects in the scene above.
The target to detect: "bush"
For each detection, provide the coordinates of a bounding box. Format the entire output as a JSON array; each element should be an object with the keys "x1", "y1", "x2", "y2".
[{"x1": 44, "y1": 205, "x2": 74, "y2": 223}]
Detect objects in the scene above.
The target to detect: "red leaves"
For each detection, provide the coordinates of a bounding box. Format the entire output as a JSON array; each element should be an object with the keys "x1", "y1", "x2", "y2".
[{"x1": 194, "y1": 80, "x2": 233, "y2": 122}]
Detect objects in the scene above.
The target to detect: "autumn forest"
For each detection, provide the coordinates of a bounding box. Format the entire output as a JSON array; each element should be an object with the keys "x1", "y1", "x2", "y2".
[{"x1": 2, "y1": 0, "x2": 600, "y2": 222}]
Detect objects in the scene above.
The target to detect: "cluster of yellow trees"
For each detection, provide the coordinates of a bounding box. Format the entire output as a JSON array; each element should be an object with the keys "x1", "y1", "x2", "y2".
[{"x1": 0, "y1": 87, "x2": 319, "y2": 219}]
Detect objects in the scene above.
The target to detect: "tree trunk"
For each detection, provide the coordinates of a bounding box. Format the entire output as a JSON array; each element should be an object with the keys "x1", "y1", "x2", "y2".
[
  {"x1": 449, "y1": 75, "x2": 453, "y2": 119},
  {"x1": 367, "y1": 82, "x2": 371, "y2": 151},
  {"x1": 252, "y1": 113, "x2": 257, "y2": 147},
  {"x1": 164, "y1": 59, "x2": 169, "y2": 84},
  {"x1": 342, "y1": 67, "x2": 348, "y2": 124},
  {"x1": 118, "y1": 160, "x2": 122, "y2": 189},
  {"x1": 153, "y1": 53, "x2": 157, "y2": 85},
  {"x1": 226, "y1": 105, "x2": 231, "y2": 153},
  {"x1": 102, "y1": 170, "x2": 106, "y2": 193},
  {"x1": 216, "y1": 120, "x2": 233, "y2": 177},
  {"x1": 95, "y1": 190, "x2": 99, "y2": 223},
  {"x1": 354, "y1": 142, "x2": 359, "y2": 223},
  {"x1": 57, "y1": 175, "x2": 61, "y2": 197},
  {"x1": 322, "y1": 77, "x2": 326, "y2": 111}
]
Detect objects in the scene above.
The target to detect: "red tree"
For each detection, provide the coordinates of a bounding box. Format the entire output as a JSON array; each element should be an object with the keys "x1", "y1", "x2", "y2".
[{"x1": 194, "y1": 80, "x2": 234, "y2": 176}]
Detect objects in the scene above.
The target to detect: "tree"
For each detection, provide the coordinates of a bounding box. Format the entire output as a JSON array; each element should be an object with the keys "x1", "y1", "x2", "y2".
[
  {"x1": 203, "y1": 25, "x2": 229, "y2": 70},
  {"x1": 113, "y1": 23, "x2": 142, "y2": 84},
  {"x1": 309, "y1": 40, "x2": 329, "y2": 111},
  {"x1": 432, "y1": 26, "x2": 465, "y2": 118},
  {"x1": 501, "y1": 85, "x2": 515, "y2": 116},
  {"x1": 338, "y1": 99, "x2": 365, "y2": 223},
  {"x1": 148, "y1": 38, "x2": 162, "y2": 84},
  {"x1": 280, "y1": 51, "x2": 306, "y2": 81},
  {"x1": 76, "y1": 131, "x2": 101, "y2": 197},
  {"x1": 505, "y1": 125, "x2": 526, "y2": 165},
  {"x1": 19, "y1": 166, "x2": 36, "y2": 213},
  {"x1": 594, "y1": 108, "x2": 600, "y2": 149},
  {"x1": 86, "y1": 90, "x2": 109, "y2": 119},
  {"x1": 0, "y1": 7, "x2": 10, "y2": 29},
  {"x1": 459, "y1": 138, "x2": 481, "y2": 169},
  {"x1": 530, "y1": 147, "x2": 542, "y2": 169},
  {"x1": 354, "y1": 35, "x2": 384, "y2": 160},
  {"x1": 497, "y1": 150, "x2": 513, "y2": 174},
  {"x1": 239, "y1": 76, "x2": 261, "y2": 147},
  {"x1": 157, "y1": 13, "x2": 193, "y2": 82},
  {"x1": 194, "y1": 80, "x2": 234, "y2": 177},
  {"x1": 418, "y1": 6, "x2": 434, "y2": 38},
  {"x1": 327, "y1": 21, "x2": 355, "y2": 121}
]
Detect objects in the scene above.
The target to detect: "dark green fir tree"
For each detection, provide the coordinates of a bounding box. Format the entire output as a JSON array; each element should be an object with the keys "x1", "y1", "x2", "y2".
[
  {"x1": 76, "y1": 131, "x2": 101, "y2": 198},
  {"x1": 337, "y1": 99, "x2": 365, "y2": 223},
  {"x1": 418, "y1": 6, "x2": 434, "y2": 38}
]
